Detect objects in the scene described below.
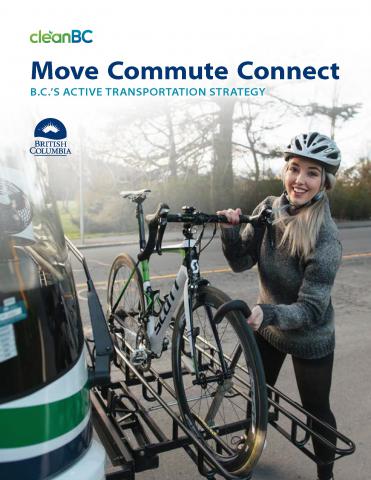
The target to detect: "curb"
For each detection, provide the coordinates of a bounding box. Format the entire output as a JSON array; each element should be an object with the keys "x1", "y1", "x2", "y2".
[
  {"x1": 336, "y1": 223, "x2": 371, "y2": 229},
  {"x1": 75, "y1": 239, "x2": 139, "y2": 250}
]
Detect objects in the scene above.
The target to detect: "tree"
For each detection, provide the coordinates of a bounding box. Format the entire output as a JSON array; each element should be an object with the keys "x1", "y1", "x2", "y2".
[
  {"x1": 99, "y1": 100, "x2": 214, "y2": 181},
  {"x1": 304, "y1": 102, "x2": 361, "y2": 139},
  {"x1": 233, "y1": 99, "x2": 282, "y2": 182},
  {"x1": 210, "y1": 98, "x2": 236, "y2": 209},
  {"x1": 269, "y1": 90, "x2": 362, "y2": 140},
  {"x1": 330, "y1": 158, "x2": 371, "y2": 219}
]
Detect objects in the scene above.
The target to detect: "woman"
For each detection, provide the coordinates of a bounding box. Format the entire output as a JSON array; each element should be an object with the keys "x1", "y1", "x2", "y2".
[{"x1": 218, "y1": 132, "x2": 342, "y2": 480}]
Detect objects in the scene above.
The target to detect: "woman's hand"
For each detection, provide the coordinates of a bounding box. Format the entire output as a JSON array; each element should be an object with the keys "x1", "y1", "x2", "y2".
[
  {"x1": 216, "y1": 208, "x2": 242, "y2": 228},
  {"x1": 247, "y1": 305, "x2": 264, "y2": 331}
]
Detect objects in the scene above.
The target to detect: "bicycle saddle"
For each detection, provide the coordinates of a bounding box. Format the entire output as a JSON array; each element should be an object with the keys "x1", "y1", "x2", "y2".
[{"x1": 120, "y1": 189, "x2": 151, "y2": 203}]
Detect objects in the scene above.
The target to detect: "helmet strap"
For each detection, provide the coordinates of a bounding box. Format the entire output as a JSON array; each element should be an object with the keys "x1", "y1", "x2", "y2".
[{"x1": 284, "y1": 189, "x2": 324, "y2": 214}]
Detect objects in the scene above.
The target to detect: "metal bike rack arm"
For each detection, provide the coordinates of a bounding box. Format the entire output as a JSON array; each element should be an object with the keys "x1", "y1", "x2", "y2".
[
  {"x1": 266, "y1": 383, "x2": 355, "y2": 464},
  {"x1": 65, "y1": 236, "x2": 113, "y2": 387},
  {"x1": 91, "y1": 390, "x2": 135, "y2": 480}
]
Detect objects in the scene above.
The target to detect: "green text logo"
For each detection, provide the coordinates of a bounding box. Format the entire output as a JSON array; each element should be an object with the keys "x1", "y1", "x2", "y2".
[{"x1": 30, "y1": 30, "x2": 93, "y2": 43}]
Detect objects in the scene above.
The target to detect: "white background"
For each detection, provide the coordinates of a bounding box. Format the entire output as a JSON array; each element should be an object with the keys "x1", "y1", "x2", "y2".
[{"x1": 1, "y1": 0, "x2": 370, "y2": 167}]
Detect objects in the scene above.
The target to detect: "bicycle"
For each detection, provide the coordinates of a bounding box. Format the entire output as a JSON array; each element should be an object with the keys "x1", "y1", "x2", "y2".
[{"x1": 106, "y1": 189, "x2": 270, "y2": 477}]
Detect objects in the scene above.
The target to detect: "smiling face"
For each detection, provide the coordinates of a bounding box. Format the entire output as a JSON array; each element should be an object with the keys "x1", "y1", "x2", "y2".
[{"x1": 284, "y1": 157, "x2": 324, "y2": 206}]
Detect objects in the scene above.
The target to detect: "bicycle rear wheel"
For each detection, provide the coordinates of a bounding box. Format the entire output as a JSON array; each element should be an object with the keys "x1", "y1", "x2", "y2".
[
  {"x1": 172, "y1": 286, "x2": 267, "y2": 476},
  {"x1": 107, "y1": 254, "x2": 145, "y2": 360}
]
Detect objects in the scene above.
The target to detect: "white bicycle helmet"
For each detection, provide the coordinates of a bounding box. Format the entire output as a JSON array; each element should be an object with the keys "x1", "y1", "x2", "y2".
[{"x1": 284, "y1": 132, "x2": 341, "y2": 174}]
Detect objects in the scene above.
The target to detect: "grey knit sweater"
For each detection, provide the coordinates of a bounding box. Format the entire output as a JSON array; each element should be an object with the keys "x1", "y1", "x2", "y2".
[{"x1": 221, "y1": 194, "x2": 342, "y2": 359}]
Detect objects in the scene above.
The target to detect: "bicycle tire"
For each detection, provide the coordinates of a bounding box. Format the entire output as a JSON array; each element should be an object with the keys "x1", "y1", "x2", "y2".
[
  {"x1": 107, "y1": 254, "x2": 145, "y2": 361},
  {"x1": 172, "y1": 285, "x2": 268, "y2": 476}
]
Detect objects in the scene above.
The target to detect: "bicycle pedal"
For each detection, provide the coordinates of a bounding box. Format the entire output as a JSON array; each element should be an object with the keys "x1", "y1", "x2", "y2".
[{"x1": 130, "y1": 349, "x2": 148, "y2": 365}]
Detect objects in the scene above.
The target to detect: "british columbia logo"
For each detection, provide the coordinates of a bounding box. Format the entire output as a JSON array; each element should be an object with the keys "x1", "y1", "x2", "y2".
[{"x1": 30, "y1": 118, "x2": 71, "y2": 156}]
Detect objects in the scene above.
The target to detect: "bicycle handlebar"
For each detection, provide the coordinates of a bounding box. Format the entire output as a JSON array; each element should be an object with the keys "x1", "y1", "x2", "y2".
[
  {"x1": 137, "y1": 204, "x2": 273, "y2": 262},
  {"x1": 166, "y1": 212, "x2": 258, "y2": 225}
]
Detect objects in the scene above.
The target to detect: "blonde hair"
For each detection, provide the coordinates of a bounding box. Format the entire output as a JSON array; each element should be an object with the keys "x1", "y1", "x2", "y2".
[{"x1": 274, "y1": 165, "x2": 336, "y2": 260}]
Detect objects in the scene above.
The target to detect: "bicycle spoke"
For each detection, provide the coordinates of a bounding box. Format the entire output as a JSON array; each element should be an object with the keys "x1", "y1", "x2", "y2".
[
  {"x1": 229, "y1": 345, "x2": 242, "y2": 370},
  {"x1": 108, "y1": 255, "x2": 144, "y2": 353}
]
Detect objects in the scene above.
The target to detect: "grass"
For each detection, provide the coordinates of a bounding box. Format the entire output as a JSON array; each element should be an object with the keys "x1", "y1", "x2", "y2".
[
  {"x1": 58, "y1": 201, "x2": 81, "y2": 238},
  {"x1": 56, "y1": 201, "x2": 135, "y2": 240}
]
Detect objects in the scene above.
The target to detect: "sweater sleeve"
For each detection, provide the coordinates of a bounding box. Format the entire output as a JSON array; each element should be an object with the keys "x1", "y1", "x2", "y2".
[
  {"x1": 220, "y1": 200, "x2": 268, "y2": 272},
  {"x1": 259, "y1": 238, "x2": 342, "y2": 331}
]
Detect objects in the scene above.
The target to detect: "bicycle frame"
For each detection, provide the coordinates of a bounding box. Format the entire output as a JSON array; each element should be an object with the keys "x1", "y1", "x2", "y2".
[
  {"x1": 110, "y1": 198, "x2": 234, "y2": 384},
  {"x1": 148, "y1": 242, "x2": 195, "y2": 356},
  {"x1": 112, "y1": 238, "x2": 200, "y2": 359}
]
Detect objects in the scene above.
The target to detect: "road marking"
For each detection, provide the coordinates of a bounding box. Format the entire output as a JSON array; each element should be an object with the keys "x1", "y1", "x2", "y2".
[
  {"x1": 342, "y1": 252, "x2": 371, "y2": 259},
  {"x1": 90, "y1": 259, "x2": 110, "y2": 266},
  {"x1": 75, "y1": 268, "x2": 233, "y2": 288},
  {"x1": 74, "y1": 252, "x2": 371, "y2": 289},
  {"x1": 77, "y1": 286, "x2": 106, "y2": 301}
]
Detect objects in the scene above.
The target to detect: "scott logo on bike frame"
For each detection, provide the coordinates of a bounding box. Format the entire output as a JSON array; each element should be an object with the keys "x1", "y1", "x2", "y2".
[{"x1": 154, "y1": 279, "x2": 180, "y2": 335}]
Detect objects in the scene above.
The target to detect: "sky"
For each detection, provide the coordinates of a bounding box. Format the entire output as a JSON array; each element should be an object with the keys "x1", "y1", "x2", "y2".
[{"x1": 1, "y1": 0, "x2": 370, "y2": 170}]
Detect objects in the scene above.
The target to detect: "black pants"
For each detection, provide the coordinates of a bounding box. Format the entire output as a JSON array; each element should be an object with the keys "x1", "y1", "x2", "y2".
[{"x1": 255, "y1": 333, "x2": 336, "y2": 480}]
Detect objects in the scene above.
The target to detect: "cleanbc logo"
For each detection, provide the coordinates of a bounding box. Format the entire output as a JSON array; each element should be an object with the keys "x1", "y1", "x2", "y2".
[
  {"x1": 30, "y1": 30, "x2": 93, "y2": 44},
  {"x1": 29, "y1": 118, "x2": 72, "y2": 156}
]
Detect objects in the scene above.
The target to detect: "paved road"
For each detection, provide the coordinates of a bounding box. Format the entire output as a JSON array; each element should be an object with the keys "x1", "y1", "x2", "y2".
[
  {"x1": 71, "y1": 225, "x2": 371, "y2": 287},
  {"x1": 70, "y1": 226, "x2": 371, "y2": 480}
]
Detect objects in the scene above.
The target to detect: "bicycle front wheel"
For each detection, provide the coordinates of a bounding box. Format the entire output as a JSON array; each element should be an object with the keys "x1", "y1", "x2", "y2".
[{"x1": 172, "y1": 286, "x2": 267, "y2": 476}]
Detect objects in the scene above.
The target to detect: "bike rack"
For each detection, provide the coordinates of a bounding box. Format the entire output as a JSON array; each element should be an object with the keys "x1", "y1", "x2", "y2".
[
  {"x1": 87, "y1": 333, "x2": 355, "y2": 480},
  {"x1": 266, "y1": 384, "x2": 355, "y2": 465},
  {"x1": 66, "y1": 234, "x2": 355, "y2": 479},
  {"x1": 89, "y1": 339, "x2": 254, "y2": 480}
]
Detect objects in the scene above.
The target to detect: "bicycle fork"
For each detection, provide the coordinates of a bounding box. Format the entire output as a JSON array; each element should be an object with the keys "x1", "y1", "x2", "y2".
[
  {"x1": 183, "y1": 279, "x2": 232, "y2": 387},
  {"x1": 183, "y1": 277, "x2": 200, "y2": 378}
]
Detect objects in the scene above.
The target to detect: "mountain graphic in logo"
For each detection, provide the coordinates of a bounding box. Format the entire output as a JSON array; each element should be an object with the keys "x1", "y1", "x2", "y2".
[{"x1": 34, "y1": 118, "x2": 67, "y2": 140}]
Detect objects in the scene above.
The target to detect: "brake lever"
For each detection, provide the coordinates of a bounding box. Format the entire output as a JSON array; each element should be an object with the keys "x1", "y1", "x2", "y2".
[{"x1": 156, "y1": 216, "x2": 168, "y2": 255}]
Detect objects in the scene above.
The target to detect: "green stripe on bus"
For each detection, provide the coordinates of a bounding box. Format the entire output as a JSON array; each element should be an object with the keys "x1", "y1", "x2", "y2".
[{"x1": 0, "y1": 388, "x2": 90, "y2": 448}]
